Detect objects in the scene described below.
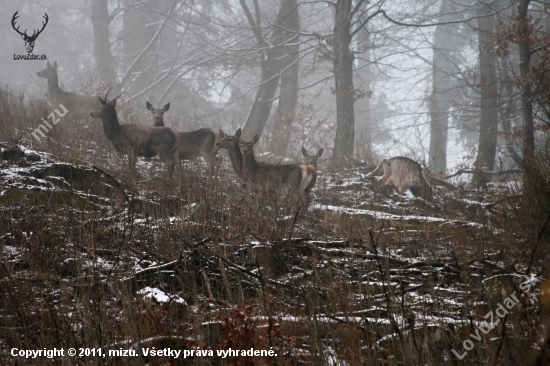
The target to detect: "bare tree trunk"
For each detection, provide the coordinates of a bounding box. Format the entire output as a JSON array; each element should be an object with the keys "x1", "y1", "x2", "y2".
[
  {"x1": 355, "y1": 22, "x2": 373, "y2": 158},
  {"x1": 332, "y1": 0, "x2": 355, "y2": 162},
  {"x1": 268, "y1": 0, "x2": 299, "y2": 157},
  {"x1": 91, "y1": 0, "x2": 117, "y2": 84},
  {"x1": 518, "y1": 0, "x2": 536, "y2": 192},
  {"x1": 428, "y1": 0, "x2": 454, "y2": 177},
  {"x1": 472, "y1": 2, "x2": 498, "y2": 186},
  {"x1": 240, "y1": 1, "x2": 287, "y2": 141}
]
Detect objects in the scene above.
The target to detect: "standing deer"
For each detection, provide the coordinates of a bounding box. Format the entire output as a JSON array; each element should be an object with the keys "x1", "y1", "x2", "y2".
[
  {"x1": 215, "y1": 128, "x2": 243, "y2": 178},
  {"x1": 239, "y1": 135, "x2": 318, "y2": 209},
  {"x1": 12, "y1": 11, "x2": 48, "y2": 53},
  {"x1": 145, "y1": 101, "x2": 220, "y2": 175},
  {"x1": 301, "y1": 147, "x2": 324, "y2": 169},
  {"x1": 91, "y1": 91, "x2": 177, "y2": 174},
  {"x1": 368, "y1": 156, "x2": 433, "y2": 200},
  {"x1": 37, "y1": 61, "x2": 101, "y2": 120}
]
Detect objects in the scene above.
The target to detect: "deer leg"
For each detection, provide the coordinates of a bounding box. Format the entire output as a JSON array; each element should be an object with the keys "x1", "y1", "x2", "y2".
[
  {"x1": 162, "y1": 151, "x2": 176, "y2": 178},
  {"x1": 128, "y1": 150, "x2": 137, "y2": 173}
]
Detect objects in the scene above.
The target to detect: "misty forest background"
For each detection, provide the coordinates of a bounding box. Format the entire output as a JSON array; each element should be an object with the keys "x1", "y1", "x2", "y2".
[
  {"x1": 1, "y1": 0, "x2": 540, "y2": 179},
  {"x1": 3, "y1": 0, "x2": 550, "y2": 365}
]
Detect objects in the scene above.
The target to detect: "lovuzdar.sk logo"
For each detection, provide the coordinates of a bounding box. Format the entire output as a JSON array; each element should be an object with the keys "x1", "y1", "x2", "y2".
[{"x1": 12, "y1": 10, "x2": 48, "y2": 61}]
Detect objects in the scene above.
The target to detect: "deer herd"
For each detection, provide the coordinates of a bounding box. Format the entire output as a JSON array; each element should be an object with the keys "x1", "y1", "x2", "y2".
[{"x1": 36, "y1": 60, "x2": 437, "y2": 208}]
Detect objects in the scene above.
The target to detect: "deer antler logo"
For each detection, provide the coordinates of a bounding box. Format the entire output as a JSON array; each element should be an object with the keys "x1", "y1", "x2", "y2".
[{"x1": 12, "y1": 11, "x2": 49, "y2": 54}]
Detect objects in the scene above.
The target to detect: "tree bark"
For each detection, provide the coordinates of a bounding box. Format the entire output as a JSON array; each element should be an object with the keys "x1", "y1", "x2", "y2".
[
  {"x1": 518, "y1": 0, "x2": 536, "y2": 192},
  {"x1": 355, "y1": 22, "x2": 373, "y2": 158},
  {"x1": 240, "y1": 2, "x2": 288, "y2": 141},
  {"x1": 91, "y1": 0, "x2": 117, "y2": 84},
  {"x1": 472, "y1": 2, "x2": 498, "y2": 187},
  {"x1": 332, "y1": 0, "x2": 355, "y2": 162},
  {"x1": 268, "y1": 0, "x2": 300, "y2": 156},
  {"x1": 428, "y1": 0, "x2": 454, "y2": 177}
]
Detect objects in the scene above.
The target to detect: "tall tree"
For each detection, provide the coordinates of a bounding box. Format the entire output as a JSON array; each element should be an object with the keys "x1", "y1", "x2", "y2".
[
  {"x1": 240, "y1": 0, "x2": 290, "y2": 141},
  {"x1": 355, "y1": 22, "x2": 373, "y2": 157},
  {"x1": 428, "y1": 0, "x2": 455, "y2": 177},
  {"x1": 472, "y1": 1, "x2": 498, "y2": 186},
  {"x1": 268, "y1": 0, "x2": 300, "y2": 157},
  {"x1": 91, "y1": 0, "x2": 117, "y2": 84},
  {"x1": 517, "y1": 0, "x2": 536, "y2": 193},
  {"x1": 331, "y1": 0, "x2": 355, "y2": 161}
]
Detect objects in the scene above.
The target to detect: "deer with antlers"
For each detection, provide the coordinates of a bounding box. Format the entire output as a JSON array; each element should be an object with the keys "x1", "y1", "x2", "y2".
[
  {"x1": 146, "y1": 101, "x2": 220, "y2": 176},
  {"x1": 90, "y1": 91, "x2": 177, "y2": 175},
  {"x1": 37, "y1": 61, "x2": 101, "y2": 121},
  {"x1": 12, "y1": 11, "x2": 48, "y2": 54},
  {"x1": 239, "y1": 134, "x2": 319, "y2": 209}
]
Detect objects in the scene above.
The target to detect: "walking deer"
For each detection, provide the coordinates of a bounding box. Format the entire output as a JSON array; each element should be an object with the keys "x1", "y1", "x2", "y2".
[
  {"x1": 90, "y1": 91, "x2": 177, "y2": 174},
  {"x1": 239, "y1": 135, "x2": 318, "y2": 209},
  {"x1": 368, "y1": 156, "x2": 433, "y2": 200},
  {"x1": 215, "y1": 128, "x2": 243, "y2": 178},
  {"x1": 37, "y1": 61, "x2": 100, "y2": 121},
  {"x1": 145, "y1": 101, "x2": 220, "y2": 175},
  {"x1": 301, "y1": 147, "x2": 324, "y2": 169}
]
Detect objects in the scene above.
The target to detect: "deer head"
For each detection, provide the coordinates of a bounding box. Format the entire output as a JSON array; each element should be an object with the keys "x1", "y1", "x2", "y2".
[
  {"x1": 302, "y1": 147, "x2": 324, "y2": 168},
  {"x1": 90, "y1": 88, "x2": 123, "y2": 119},
  {"x1": 238, "y1": 134, "x2": 259, "y2": 158},
  {"x1": 216, "y1": 128, "x2": 242, "y2": 149},
  {"x1": 146, "y1": 101, "x2": 170, "y2": 127},
  {"x1": 36, "y1": 60, "x2": 57, "y2": 80},
  {"x1": 12, "y1": 11, "x2": 49, "y2": 54}
]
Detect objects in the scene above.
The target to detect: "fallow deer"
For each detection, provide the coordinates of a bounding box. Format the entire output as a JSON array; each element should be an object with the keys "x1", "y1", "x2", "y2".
[
  {"x1": 368, "y1": 156, "x2": 433, "y2": 200},
  {"x1": 145, "y1": 101, "x2": 220, "y2": 175},
  {"x1": 37, "y1": 61, "x2": 101, "y2": 121},
  {"x1": 90, "y1": 91, "x2": 177, "y2": 174},
  {"x1": 301, "y1": 147, "x2": 324, "y2": 169},
  {"x1": 215, "y1": 128, "x2": 243, "y2": 178},
  {"x1": 239, "y1": 135, "x2": 318, "y2": 209}
]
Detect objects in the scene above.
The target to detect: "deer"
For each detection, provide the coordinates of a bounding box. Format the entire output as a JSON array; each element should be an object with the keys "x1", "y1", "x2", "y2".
[
  {"x1": 146, "y1": 101, "x2": 170, "y2": 127},
  {"x1": 215, "y1": 128, "x2": 244, "y2": 178},
  {"x1": 12, "y1": 11, "x2": 48, "y2": 53},
  {"x1": 145, "y1": 101, "x2": 220, "y2": 175},
  {"x1": 301, "y1": 147, "x2": 324, "y2": 169},
  {"x1": 239, "y1": 134, "x2": 318, "y2": 209},
  {"x1": 37, "y1": 61, "x2": 101, "y2": 121},
  {"x1": 90, "y1": 90, "x2": 177, "y2": 175},
  {"x1": 367, "y1": 156, "x2": 433, "y2": 200}
]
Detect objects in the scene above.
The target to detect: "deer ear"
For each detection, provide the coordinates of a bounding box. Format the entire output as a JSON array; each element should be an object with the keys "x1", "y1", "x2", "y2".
[
  {"x1": 110, "y1": 98, "x2": 117, "y2": 107},
  {"x1": 252, "y1": 135, "x2": 259, "y2": 143},
  {"x1": 47, "y1": 61, "x2": 51, "y2": 67},
  {"x1": 53, "y1": 61, "x2": 57, "y2": 69},
  {"x1": 219, "y1": 129, "x2": 226, "y2": 138},
  {"x1": 235, "y1": 128, "x2": 241, "y2": 137},
  {"x1": 316, "y1": 148, "x2": 324, "y2": 157},
  {"x1": 302, "y1": 147, "x2": 308, "y2": 157},
  {"x1": 146, "y1": 101, "x2": 153, "y2": 111},
  {"x1": 163, "y1": 103, "x2": 170, "y2": 112},
  {"x1": 98, "y1": 97, "x2": 106, "y2": 105}
]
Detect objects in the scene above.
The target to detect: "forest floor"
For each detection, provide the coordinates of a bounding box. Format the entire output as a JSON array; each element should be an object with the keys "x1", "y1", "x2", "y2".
[{"x1": 0, "y1": 136, "x2": 547, "y2": 366}]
